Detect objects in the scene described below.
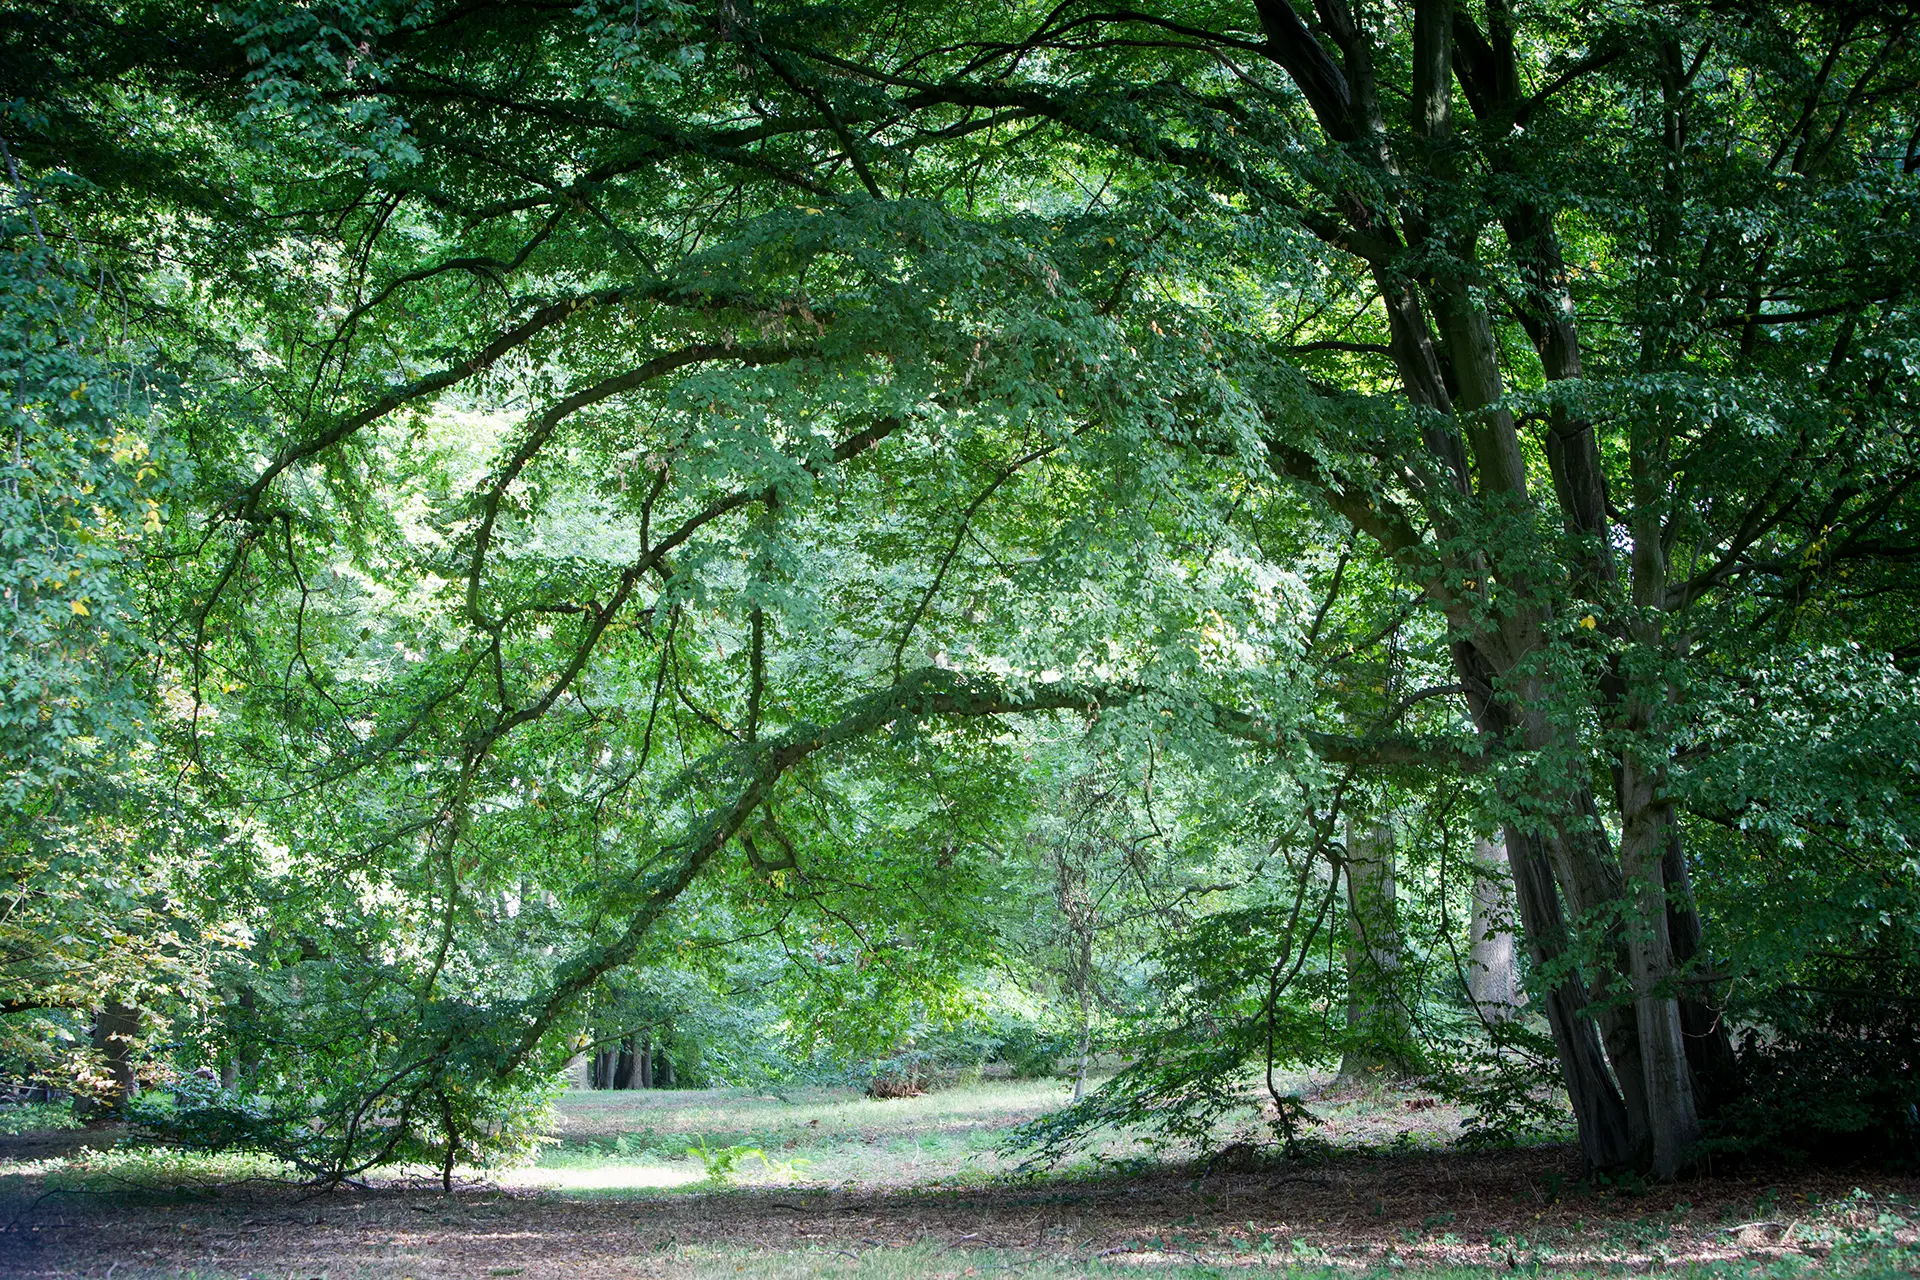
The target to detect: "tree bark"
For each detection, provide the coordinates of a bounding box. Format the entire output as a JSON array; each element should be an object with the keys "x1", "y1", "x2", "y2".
[
  {"x1": 1467, "y1": 834, "x2": 1525, "y2": 1019},
  {"x1": 1501, "y1": 826, "x2": 1637, "y2": 1170},
  {"x1": 1072, "y1": 927, "x2": 1093, "y2": 1104},
  {"x1": 76, "y1": 1001, "x2": 140, "y2": 1119},
  {"x1": 1617, "y1": 794, "x2": 1699, "y2": 1179},
  {"x1": 613, "y1": 1037, "x2": 636, "y2": 1090},
  {"x1": 1457, "y1": 645, "x2": 1636, "y2": 1169},
  {"x1": 1547, "y1": 805, "x2": 1654, "y2": 1164},
  {"x1": 1339, "y1": 817, "x2": 1414, "y2": 1083}
]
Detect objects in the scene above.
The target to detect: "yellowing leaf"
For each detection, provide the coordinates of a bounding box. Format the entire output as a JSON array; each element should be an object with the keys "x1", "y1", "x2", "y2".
[
  {"x1": 71, "y1": 600, "x2": 90, "y2": 616},
  {"x1": 1579, "y1": 614, "x2": 1597, "y2": 629}
]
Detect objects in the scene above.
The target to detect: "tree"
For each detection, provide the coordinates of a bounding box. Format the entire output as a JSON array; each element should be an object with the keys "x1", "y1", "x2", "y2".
[
  {"x1": 1338, "y1": 815, "x2": 1415, "y2": 1083},
  {"x1": 6, "y1": 0, "x2": 1917, "y2": 1178},
  {"x1": 1465, "y1": 835, "x2": 1523, "y2": 1022}
]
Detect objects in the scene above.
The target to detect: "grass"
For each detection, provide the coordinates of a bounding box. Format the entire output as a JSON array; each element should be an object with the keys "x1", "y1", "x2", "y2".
[
  {"x1": 523, "y1": 1077, "x2": 1087, "y2": 1192},
  {"x1": 1, "y1": 1078, "x2": 1916, "y2": 1278},
  {"x1": 26, "y1": 1145, "x2": 292, "y2": 1191},
  {"x1": 518, "y1": 1071, "x2": 1490, "y2": 1194}
]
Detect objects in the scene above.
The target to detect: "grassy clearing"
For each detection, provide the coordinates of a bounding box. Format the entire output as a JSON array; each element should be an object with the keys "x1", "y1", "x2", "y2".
[
  {"x1": 0, "y1": 1075, "x2": 1493, "y2": 1200},
  {"x1": 1, "y1": 1078, "x2": 1917, "y2": 1278},
  {"x1": 523, "y1": 1077, "x2": 1089, "y2": 1192},
  {"x1": 517, "y1": 1072, "x2": 1488, "y2": 1195}
]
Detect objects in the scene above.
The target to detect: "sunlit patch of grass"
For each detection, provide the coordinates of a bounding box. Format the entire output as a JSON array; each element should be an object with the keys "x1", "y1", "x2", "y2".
[
  {"x1": 30, "y1": 1145, "x2": 292, "y2": 1191},
  {"x1": 539, "y1": 1071, "x2": 1481, "y2": 1196},
  {"x1": 498, "y1": 1159, "x2": 706, "y2": 1193},
  {"x1": 549, "y1": 1077, "x2": 1087, "y2": 1148},
  {"x1": 678, "y1": 1241, "x2": 1063, "y2": 1278},
  {"x1": 532, "y1": 1077, "x2": 1116, "y2": 1192}
]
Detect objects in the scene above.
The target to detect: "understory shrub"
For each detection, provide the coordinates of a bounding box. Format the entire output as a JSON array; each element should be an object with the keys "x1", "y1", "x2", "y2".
[{"x1": 1704, "y1": 982, "x2": 1920, "y2": 1167}]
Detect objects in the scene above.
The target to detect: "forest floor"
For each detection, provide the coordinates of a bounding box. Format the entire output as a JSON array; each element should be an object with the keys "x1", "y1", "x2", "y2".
[{"x1": 1, "y1": 1077, "x2": 1917, "y2": 1279}]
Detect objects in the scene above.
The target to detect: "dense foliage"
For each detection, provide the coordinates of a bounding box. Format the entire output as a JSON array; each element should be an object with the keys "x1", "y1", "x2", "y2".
[{"x1": 2, "y1": 0, "x2": 1916, "y2": 1180}]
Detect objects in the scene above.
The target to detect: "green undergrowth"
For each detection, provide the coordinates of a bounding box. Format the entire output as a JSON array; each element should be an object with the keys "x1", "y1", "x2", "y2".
[
  {"x1": 0, "y1": 1102, "x2": 83, "y2": 1135},
  {"x1": 2, "y1": 1145, "x2": 291, "y2": 1193}
]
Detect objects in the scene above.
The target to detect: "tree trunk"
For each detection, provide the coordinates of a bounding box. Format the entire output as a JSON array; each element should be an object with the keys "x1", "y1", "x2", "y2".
[
  {"x1": 1072, "y1": 928, "x2": 1093, "y2": 1102},
  {"x1": 1248, "y1": 0, "x2": 1712, "y2": 1175},
  {"x1": 220, "y1": 986, "x2": 257, "y2": 1090},
  {"x1": 1467, "y1": 834, "x2": 1525, "y2": 1019},
  {"x1": 1617, "y1": 779, "x2": 1700, "y2": 1179},
  {"x1": 1457, "y1": 647, "x2": 1635, "y2": 1169},
  {"x1": 1503, "y1": 827, "x2": 1639, "y2": 1169},
  {"x1": 76, "y1": 1001, "x2": 140, "y2": 1120},
  {"x1": 1547, "y1": 804, "x2": 1654, "y2": 1164},
  {"x1": 613, "y1": 1038, "x2": 636, "y2": 1090},
  {"x1": 1338, "y1": 817, "x2": 1412, "y2": 1083},
  {"x1": 638, "y1": 1028, "x2": 654, "y2": 1089}
]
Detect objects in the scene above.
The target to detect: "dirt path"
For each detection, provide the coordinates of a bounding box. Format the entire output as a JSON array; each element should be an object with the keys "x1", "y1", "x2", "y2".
[{"x1": 5, "y1": 1146, "x2": 1916, "y2": 1277}]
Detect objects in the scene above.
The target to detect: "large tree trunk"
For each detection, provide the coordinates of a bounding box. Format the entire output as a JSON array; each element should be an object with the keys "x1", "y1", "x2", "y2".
[
  {"x1": 1338, "y1": 817, "x2": 1414, "y2": 1083},
  {"x1": 1609, "y1": 186, "x2": 1705, "y2": 1174},
  {"x1": 1457, "y1": 649, "x2": 1636, "y2": 1169},
  {"x1": 1467, "y1": 834, "x2": 1525, "y2": 1019},
  {"x1": 613, "y1": 1037, "x2": 636, "y2": 1090},
  {"x1": 1547, "y1": 801, "x2": 1654, "y2": 1164},
  {"x1": 1445, "y1": 0, "x2": 1700, "y2": 1173},
  {"x1": 1617, "y1": 785, "x2": 1699, "y2": 1178},
  {"x1": 76, "y1": 1001, "x2": 140, "y2": 1120},
  {"x1": 1503, "y1": 826, "x2": 1639, "y2": 1170}
]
